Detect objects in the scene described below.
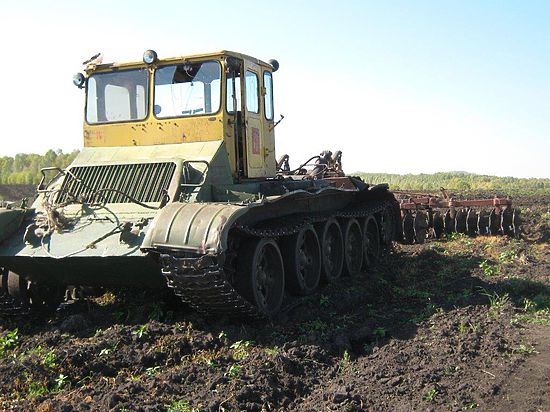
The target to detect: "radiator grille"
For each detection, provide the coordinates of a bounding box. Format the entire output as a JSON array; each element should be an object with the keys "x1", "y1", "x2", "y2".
[{"x1": 57, "y1": 162, "x2": 177, "y2": 204}]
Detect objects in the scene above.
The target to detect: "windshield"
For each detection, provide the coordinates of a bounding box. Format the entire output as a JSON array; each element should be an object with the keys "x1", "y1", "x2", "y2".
[
  {"x1": 86, "y1": 68, "x2": 148, "y2": 124},
  {"x1": 154, "y1": 61, "x2": 221, "y2": 118}
]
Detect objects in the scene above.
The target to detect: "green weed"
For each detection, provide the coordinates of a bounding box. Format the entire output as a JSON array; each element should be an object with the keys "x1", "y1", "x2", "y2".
[
  {"x1": 479, "y1": 289, "x2": 510, "y2": 316},
  {"x1": 230, "y1": 340, "x2": 254, "y2": 360},
  {"x1": 149, "y1": 304, "x2": 164, "y2": 321},
  {"x1": 339, "y1": 350, "x2": 352, "y2": 373},
  {"x1": 423, "y1": 387, "x2": 438, "y2": 402},
  {"x1": 42, "y1": 350, "x2": 57, "y2": 368},
  {"x1": 146, "y1": 366, "x2": 161, "y2": 376},
  {"x1": 512, "y1": 344, "x2": 538, "y2": 355},
  {"x1": 165, "y1": 400, "x2": 197, "y2": 412},
  {"x1": 412, "y1": 303, "x2": 440, "y2": 324},
  {"x1": 99, "y1": 348, "x2": 112, "y2": 357},
  {"x1": 132, "y1": 324, "x2": 149, "y2": 339},
  {"x1": 319, "y1": 294, "x2": 330, "y2": 307},
  {"x1": 498, "y1": 250, "x2": 518, "y2": 264},
  {"x1": 54, "y1": 374, "x2": 68, "y2": 391},
  {"x1": 393, "y1": 286, "x2": 432, "y2": 300},
  {"x1": 225, "y1": 364, "x2": 242, "y2": 379},
  {"x1": 479, "y1": 260, "x2": 499, "y2": 277},
  {"x1": 373, "y1": 327, "x2": 387, "y2": 338},
  {"x1": 300, "y1": 319, "x2": 329, "y2": 335},
  {"x1": 264, "y1": 346, "x2": 280, "y2": 357},
  {"x1": 0, "y1": 328, "x2": 19, "y2": 357},
  {"x1": 27, "y1": 381, "x2": 49, "y2": 398}
]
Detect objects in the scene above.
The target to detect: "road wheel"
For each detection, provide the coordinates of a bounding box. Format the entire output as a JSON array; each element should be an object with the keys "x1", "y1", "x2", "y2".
[
  {"x1": 7, "y1": 271, "x2": 30, "y2": 307},
  {"x1": 342, "y1": 218, "x2": 363, "y2": 276},
  {"x1": 236, "y1": 237, "x2": 285, "y2": 317},
  {"x1": 363, "y1": 216, "x2": 381, "y2": 268},
  {"x1": 315, "y1": 218, "x2": 344, "y2": 283},
  {"x1": 0, "y1": 267, "x2": 7, "y2": 292},
  {"x1": 28, "y1": 282, "x2": 65, "y2": 309},
  {"x1": 281, "y1": 226, "x2": 321, "y2": 296}
]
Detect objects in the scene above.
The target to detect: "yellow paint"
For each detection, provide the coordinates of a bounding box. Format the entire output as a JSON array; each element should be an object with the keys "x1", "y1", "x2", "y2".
[{"x1": 81, "y1": 50, "x2": 277, "y2": 179}]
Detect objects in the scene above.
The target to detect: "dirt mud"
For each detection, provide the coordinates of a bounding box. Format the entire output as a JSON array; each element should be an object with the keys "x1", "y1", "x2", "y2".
[{"x1": 0, "y1": 196, "x2": 549, "y2": 411}]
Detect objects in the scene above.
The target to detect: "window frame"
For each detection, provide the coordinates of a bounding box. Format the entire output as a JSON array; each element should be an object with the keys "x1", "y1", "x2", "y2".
[
  {"x1": 245, "y1": 70, "x2": 260, "y2": 114},
  {"x1": 152, "y1": 59, "x2": 223, "y2": 120},
  {"x1": 85, "y1": 67, "x2": 150, "y2": 125},
  {"x1": 263, "y1": 71, "x2": 274, "y2": 121}
]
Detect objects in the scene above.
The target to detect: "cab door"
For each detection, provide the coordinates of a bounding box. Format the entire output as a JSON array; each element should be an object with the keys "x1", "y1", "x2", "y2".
[{"x1": 243, "y1": 62, "x2": 266, "y2": 178}]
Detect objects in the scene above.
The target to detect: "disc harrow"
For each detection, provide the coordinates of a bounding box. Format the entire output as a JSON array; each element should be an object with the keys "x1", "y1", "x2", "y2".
[{"x1": 396, "y1": 192, "x2": 520, "y2": 244}]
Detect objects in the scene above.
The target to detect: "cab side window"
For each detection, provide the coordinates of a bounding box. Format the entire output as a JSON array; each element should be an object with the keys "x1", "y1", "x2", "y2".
[
  {"x1": 245, "y1": 71, "x2": 259, "y2": 113},
  {"x1": 263, "y1": 71, "x2": 274, "y2": 120}
]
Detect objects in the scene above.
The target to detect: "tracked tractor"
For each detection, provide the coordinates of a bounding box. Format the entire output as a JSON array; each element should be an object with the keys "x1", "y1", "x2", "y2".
[{"x1": 0, "y1": 50, "x2": 466, "y2": 317}]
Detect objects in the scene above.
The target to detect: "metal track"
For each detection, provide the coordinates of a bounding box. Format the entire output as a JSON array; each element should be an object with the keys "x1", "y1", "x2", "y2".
[{"x1": 158, "y1": 198, "x2": 398, "y2": 318}]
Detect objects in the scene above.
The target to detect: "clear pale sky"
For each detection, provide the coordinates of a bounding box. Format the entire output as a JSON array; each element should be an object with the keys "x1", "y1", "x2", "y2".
[{"x1": 1, "y1": 1, "x2": 549, "y2": 178}]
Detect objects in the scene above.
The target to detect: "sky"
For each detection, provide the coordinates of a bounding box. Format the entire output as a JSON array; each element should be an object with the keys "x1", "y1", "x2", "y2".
[{"x1": 1, "y1": 1, "x2": 549, "y2": 178}]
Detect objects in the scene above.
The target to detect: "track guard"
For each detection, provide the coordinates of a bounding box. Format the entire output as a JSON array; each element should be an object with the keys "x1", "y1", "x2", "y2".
[{"x1": 141, "y1": 202, "x2": 247, "y2": 254}]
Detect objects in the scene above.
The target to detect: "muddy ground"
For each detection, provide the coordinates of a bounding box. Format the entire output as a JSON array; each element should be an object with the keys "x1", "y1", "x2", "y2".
[{"x1": 0, "y1": 195, "x2": 549, "y2": 411}]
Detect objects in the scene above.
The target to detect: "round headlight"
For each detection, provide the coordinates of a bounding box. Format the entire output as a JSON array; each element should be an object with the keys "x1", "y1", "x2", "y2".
[
  {"x1": 143, "y1": 49, "x2": 158, "y2": 64},
  {"x1": 73, "y1": 72, "x2": 85, "y2": 88},
  {"x1": 268, "y1": 59, "x2": 279, "y2": 72}
]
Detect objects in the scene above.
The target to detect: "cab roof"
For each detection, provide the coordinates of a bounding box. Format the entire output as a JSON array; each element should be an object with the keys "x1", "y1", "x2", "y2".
[{"x1": 89, "y1": 50, "x2": 273, "y2": 72}]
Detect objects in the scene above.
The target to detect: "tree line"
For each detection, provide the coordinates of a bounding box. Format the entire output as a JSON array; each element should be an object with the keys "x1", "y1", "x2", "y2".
[
  {"x1": 0, "y1": 150, "x2": 79, "y2": 184},
  {"x1": 0, "y1": 150, "x2": 549, "y2": 192},
  {"x1": 356, "y1": 171, "x2": 550, "y2": 193}
]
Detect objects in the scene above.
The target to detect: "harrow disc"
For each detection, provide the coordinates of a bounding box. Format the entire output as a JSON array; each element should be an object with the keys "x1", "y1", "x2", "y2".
[
  {"x1": 489, "y1": 208, "x2": 501, "y2": 235},
  {"x1": 444, "y1": 210, "x2": 454, "y2": 235},
  {"x1": 501, "y1": 208, "x2": 514, "y2": 237},
  {"x1": 512, "y1": 208, "x2": 521, "y2": 238},
  {"x1": 466, "y1": 209, "x2": 478, "y2": 237},
  {"x1": 432, "y1": 211, "x2": 444, "y2": 238},
  {"x1": 478, "y1": 209, "x2": 490, "y2": 235},
  {"x1": 414, "y1": 211, "x2": 428, "y2": 244},
  {"x1": 402, "y1": 212, "x2": 415, "y2": 244},
  {"x1": 454, "y1": 209, "x2": 467, "y2": 234}
]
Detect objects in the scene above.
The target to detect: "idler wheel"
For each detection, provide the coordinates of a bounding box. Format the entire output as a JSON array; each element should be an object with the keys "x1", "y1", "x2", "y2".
[
  {"x1": 432, "y1": 211, "x2": 444, "y2": 238},
  {"x1": 402, "y1": 212, "x2": 415, "y2": 244},
  {"x1": 28, "y1": 282, "x2": 66, "y2": 309},
  {"x1": 342, "y1": 218, "x2": 363, "y2": 276},
  {"x1": 315, "y1": 218, "x2": 344, "y2": 282},
  {"x1": 281, "y1": 225, "x2": 321, "y2": 296},
  {"x1": 363, "y1": 216, "x2": 381, "y2": 268},
  {"x1": 236, "y1": 238, "x2": 285, "y2": 317}
]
